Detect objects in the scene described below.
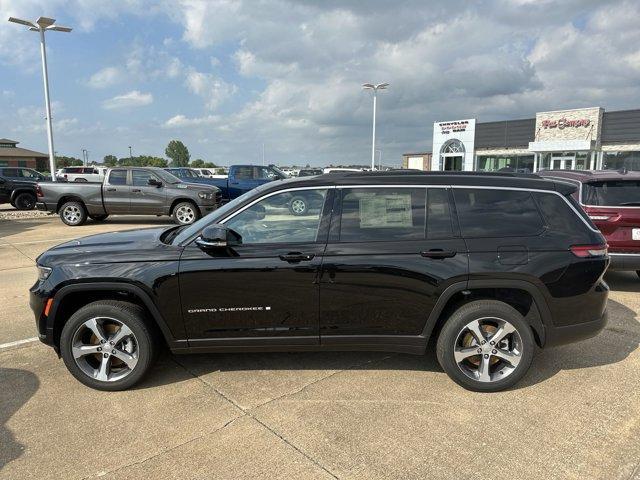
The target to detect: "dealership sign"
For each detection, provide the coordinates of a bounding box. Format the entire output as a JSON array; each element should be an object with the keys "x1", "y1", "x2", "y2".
[
  {"x1": 438, "y1": 120, "x2": 469, "y2": 134},
  {"x1": 542, "y1": 118, "x2": 591, "y2": 129}
]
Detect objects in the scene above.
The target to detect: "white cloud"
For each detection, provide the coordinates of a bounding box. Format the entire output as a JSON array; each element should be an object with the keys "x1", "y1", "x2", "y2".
[
  {"x1": 163, "y1": 114, "x2": 220, "y2": 128},
  {"x1": 87, "y1": 66, "x2": 123, "y2": 88},
  {"x1": 184, "y1": 69, "x2": 236, "y2": 110},
  {"x1": 102, "y1": 90, "x2": 153, "y2": 109}
]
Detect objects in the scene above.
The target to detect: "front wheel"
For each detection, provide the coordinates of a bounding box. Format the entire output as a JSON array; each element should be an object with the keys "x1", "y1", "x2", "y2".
[
  {"x1": 59, "y1": 201, "x2": 87, "y2": 226},
  {"x1": 60, "y1": 300, "x2": 156, "y2": 391},
  {"x1": 14, "y1": 192, "x2": 36, "y2": 210},
  {"x1": 436, "y1": 300, "x2": 535, "y2": 392},
  {"x1": 172, "y1": 201, "x2": 200, "y2": 225}
]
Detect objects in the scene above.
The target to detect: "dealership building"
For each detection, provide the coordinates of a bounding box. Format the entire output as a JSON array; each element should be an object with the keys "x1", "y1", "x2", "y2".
[{"x1": 429, "y1": 106, "x2": 640, "y2": 173}]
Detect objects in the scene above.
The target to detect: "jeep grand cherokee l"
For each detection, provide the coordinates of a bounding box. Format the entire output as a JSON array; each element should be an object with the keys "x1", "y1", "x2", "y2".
[{"x1": 30, "y1": 171, "x2": 609, "y2": 392}]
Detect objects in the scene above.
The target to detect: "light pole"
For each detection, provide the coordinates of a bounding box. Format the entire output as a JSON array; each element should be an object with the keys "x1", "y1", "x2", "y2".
[
  {"x1": 362, "y1": 83, "x2": 388, "y2": 171},
  {"x1": 129, "y1": 146, "x2": 133, "y2": 163},
  {"x1": 8, "y1": 16, "x2": 71, "y2": 181}
]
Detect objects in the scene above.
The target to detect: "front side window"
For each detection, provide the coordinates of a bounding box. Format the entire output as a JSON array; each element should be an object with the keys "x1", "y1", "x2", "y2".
[
  {"x1": 132, "y1": 169, "x2": 156, "y2": 186},
  {"x1": 225, "y1": 189, "x2": 328, "y2": 244},
  {"x1": 454, "y1": 188, "x2": 544, "y2": 237},
  {"x1": 339, "y1": 188, "x2": 426, "y2": 242},
  {"x1": 108, "y1": 170, "x2": 127, "y2": 185},
  {"x1": 20, "y1": 169, "x2": 40, "y2": 179}
]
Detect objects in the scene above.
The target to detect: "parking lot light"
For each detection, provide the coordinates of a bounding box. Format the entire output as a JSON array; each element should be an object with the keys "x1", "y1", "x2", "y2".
[
  {"x1": 362, "y1": 83, "x2": 389, "y2": 171},
  {"x1": 8, "y1": 16, "x2": 72, "y2": 181}
]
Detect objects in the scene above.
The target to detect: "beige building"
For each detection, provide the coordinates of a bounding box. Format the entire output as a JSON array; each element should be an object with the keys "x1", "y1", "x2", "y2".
[{"x1": 401, "y1": 152, "x2": 432, "y2": 170}]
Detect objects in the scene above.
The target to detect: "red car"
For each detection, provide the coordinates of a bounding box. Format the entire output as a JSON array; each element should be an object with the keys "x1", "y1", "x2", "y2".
[{"x1": 539, "y1": 169, "x2": 640, "y2": 278}]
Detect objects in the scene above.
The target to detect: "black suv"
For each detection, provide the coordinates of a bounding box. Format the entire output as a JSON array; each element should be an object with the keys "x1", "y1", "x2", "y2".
[
  {"x1": 30, "y1": 171, "x2": 609, "y2": 392},
  {"x1": 0, "y1": 167, "x2": 46, "y2": 209}
]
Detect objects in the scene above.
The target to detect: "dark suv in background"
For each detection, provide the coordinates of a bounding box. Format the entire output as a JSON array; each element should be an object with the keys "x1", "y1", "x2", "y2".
[
  {"x1": 0, "y1": 167, "x2": 47, "y2": 210},
  {"x1": 539, "y1": 169, "x2": 640, "y2": 277},
  {"x1": 30, "y1": 171, "x2": 609, "y2": 392}
]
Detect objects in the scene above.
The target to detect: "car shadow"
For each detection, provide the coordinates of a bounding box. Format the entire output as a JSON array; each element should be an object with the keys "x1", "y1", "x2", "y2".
[
  {"x1": 605, "y1": 270, "x2": 640, "y2": 293},
  {"x1": 0, "y1": 368, "x2": 39, "y2": 471}
]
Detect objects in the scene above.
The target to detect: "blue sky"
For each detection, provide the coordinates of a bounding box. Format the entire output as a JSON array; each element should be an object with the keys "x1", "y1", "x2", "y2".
[{"x1": 1, "y1": 0, "x2": 639, "y2": 167}]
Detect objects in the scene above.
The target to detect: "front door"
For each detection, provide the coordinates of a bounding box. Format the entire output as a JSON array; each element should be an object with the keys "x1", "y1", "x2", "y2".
[
  {"x1": 102, "y1": 169, "x2": 130, "y2": 213},
  {"x1": 319, "y1": 187, "x2": 468, "y2": 343},
  {"x1": 444, "y1": 156, "x2": 463, "y2": 171},
  {"x1": 178, "y1": 187, "x2": 332, "y2": 346},
  {"x1": 129, "y1": 169, "x2": 167, "y2": 214}
]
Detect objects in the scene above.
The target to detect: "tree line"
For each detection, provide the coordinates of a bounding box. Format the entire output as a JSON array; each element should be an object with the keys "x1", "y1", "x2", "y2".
[{"x1": 55, "y1": 140, "x2": 217, "y2": 169}]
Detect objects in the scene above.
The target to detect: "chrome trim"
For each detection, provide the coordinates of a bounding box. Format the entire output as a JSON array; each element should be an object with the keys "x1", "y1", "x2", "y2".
[{"x1": 609, "y1": 253, "x2": 640, "y2": 256}]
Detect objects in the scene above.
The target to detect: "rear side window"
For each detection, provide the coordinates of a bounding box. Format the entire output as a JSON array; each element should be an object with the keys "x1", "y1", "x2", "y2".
[
  {"x1": 582, "y1": 180, "x2": 640, "y2": 207},
  {"x1": 427, "y1": 188, "x2": 453, "y2": 239},
  {"x1": 108, "y1": 170, "x2": 127, "y2": 185},
  {"x1": 339, "y1": 188, "x2": 426, "y2": 242},
  {"x1": 453, "y1": 188, "x2": 544, "y2": 237},
  {"x1": 534, "y1": 192, "x2": 592, "y2": 237}
]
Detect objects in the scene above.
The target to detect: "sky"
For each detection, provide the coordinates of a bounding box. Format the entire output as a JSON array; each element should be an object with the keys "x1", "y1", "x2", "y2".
[{"x1": 1, "y1": 0, "x2": 639, "y2": 168}]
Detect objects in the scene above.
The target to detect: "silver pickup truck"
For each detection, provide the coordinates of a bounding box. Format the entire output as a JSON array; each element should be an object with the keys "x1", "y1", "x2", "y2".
[{"x1": 36, "y1": 166, "x2": 221, "y2": 226}]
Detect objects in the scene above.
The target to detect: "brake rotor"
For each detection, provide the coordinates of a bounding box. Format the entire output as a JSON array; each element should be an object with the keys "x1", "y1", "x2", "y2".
[{"x1": 461, "y1": 323, "x2": 500, "y2": 366}]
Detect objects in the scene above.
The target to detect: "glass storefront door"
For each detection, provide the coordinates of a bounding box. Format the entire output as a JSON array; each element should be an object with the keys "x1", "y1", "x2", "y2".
[
  {"x1": 443, "y1": 156, "x2": 463, "y2": 171},
  {"x1": 540, "y1": 152, "x2": 590, "y2": 171}
]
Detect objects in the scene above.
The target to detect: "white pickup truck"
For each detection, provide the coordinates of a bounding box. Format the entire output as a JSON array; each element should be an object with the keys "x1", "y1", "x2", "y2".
[{"x1": 56, "y1": 166, "x2": 108, "y2": 182}]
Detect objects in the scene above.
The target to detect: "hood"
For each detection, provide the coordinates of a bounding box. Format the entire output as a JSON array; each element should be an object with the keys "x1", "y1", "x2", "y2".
[
  {"x1": 174, "y1": 182, "x2": 220, "y2": 192},
  {"x1": 37, "y1": 227, "x2": 182, "y2": 267}
]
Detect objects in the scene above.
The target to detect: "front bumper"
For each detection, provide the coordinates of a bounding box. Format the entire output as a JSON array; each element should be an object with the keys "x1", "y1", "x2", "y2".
[{"x1": 608, "y1": 253, "x2": 640, "y2": 271}]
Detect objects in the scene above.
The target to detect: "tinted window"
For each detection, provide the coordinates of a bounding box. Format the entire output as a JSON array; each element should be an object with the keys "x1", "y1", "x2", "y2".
[
  {"x1": 234, "y1": 166, "x2": 253, "y2": 180},
  {"x1": 20, "y1": 169, "x2": 41, "y2": 179},
  {"x1": 582, "y1": 180, "x2": 640, "y2": 206},
  {"x1": 427, "y1": 188, "x2": 453, "y2": 239},
  {"x1": 339, "y1": 188, "x2": 426, "y2": 242},
  {"x1": 454, "y1": 188, "x2": 543, "y2": 237},
  {"x1": 132, "y1": 169, "x2": 155, "y2": 186},
  {"x1": 255, "y1": 167, "x2": 278, "y2": 180},
  {"x1": 225, "y1": 189, "x2": 328, "y2": 244},
  {"x1": 108, "y1": 170, "x2": 127, "y2": 185},
  {"x1": 534, "y1": 192, "x2": 591, "y2": 237},
  {"x1": 2, "y1": 168, "x2": 19, "y2": 178}
]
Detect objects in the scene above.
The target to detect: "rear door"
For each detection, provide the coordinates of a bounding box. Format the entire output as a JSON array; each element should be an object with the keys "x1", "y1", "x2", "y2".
[
  {"x1": 319, "y1": 186, "x2": 468, "y2": 344},
  {"x1": 130, "y1": 169, "x2": 167, "y2": 214},
  {"x1": 102, "y1": 169, "x2": 131, "y2": 213}
]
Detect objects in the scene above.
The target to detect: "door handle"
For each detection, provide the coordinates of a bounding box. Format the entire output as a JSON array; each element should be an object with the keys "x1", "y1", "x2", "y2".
[
  {"x1": 106, "y1": 188, "x2": 117, "y2": 192},
  {"x1": 279, "y1": 252, "x2": 315, "y2": 263},
  {"x1": 132, "y1": 189, "x2": 141, "y2": 193},
  {"x1": 421, "y1": 249, "x2": 456, "y2": 259}
]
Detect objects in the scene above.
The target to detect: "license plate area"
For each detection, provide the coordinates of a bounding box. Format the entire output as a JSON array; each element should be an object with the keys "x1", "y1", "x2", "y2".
[{"x1": 633, "y1": 228, "x2": 640, "y2": 241}]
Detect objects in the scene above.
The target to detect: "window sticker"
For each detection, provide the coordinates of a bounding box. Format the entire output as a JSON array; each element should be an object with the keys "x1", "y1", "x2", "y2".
[{"x1": 359, "y1": 194, "x2": 412, "y2": 228}]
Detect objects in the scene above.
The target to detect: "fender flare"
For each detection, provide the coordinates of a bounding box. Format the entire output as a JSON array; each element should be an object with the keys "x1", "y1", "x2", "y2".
[
  {"x1": 47, "y1": 282, "x2": 179, "y2": 347},
  {"x1": 10, "y1": 187, "x2": 36, "y2": 202},
  {"x1": 421, "y1": 279, "x2": 551, "y2": 346}
]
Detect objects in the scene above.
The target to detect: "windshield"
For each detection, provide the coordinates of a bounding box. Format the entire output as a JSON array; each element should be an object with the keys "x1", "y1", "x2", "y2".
[
  {"x1": 582, "y1": 180, "x2": 640, "y2": 206},
  {"x1": 172, "y1": 184, "x2": 272, "y2": 245},
  {"x1": 155, "y1": 169, "x2": 182, "y2": 184},
  {"x1": 270, "y1": 166, "x2": 289, "y2": 179}
]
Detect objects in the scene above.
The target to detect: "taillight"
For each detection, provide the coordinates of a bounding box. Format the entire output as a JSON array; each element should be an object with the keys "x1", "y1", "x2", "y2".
[
  {"x1": 36, "y1": 185, "x2": 43, "y2": 197},
  {"x1": 570, "y1": 244, "x2": 608, "y2": 258}
]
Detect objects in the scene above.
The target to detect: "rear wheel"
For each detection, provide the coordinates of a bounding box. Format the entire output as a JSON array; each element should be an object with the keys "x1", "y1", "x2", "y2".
[
  {"x1": 59, "y1": 201, "x2": 87, "y2": 226},
  {"x1": 60, "y1": 300, "x2": 156, "y2": 391},
  {"x1": 14, "y1": 192, "x2": 36, "y2": 210},
  {"x1": 172, "y1": 201, "x2": 200, "y2": 225},
  {"x1": 436, "y1": 300, "x2": 535, "y2": 392},
  {"x1": 89, "y1": 214, "x2": 109, "y2": 222}
]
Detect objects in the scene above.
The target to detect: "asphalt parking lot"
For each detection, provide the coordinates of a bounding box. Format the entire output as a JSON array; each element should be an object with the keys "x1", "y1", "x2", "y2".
[{"x1": 1, "y1": 212, "x2": 639, "y2": 480}]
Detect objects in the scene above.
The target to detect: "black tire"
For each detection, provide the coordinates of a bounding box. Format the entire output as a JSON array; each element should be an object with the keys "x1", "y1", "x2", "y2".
[
  {"x1": 59, "y1": 200, "x2": 88, "y2": 226},
  {"x1": 14, "y1": 192, "x2": 36, "y2": 210},
  {"x1": 172, "y1": 201, "x2": 200, "y2": 225},
  {"x1": 60, "y1": 300, "x2": 157, "y2": 391},
  {"x1": 89, "y1": 214, "x2": 109, "y2": 222},
  {"x1": 436, "y1": 300, "x2": 535, "y2": 392},
  {"x1": 289, "y1": 195, "x2": 308, "y2": 216}
]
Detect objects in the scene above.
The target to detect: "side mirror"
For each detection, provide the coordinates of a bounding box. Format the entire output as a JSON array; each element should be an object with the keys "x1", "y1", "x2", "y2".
[
  {"x1": 195, "y1": 224, "x2": 241, "y2": 249},
  {"x1": 148, "y1": 178, "x2": 162, "y2": 187}
]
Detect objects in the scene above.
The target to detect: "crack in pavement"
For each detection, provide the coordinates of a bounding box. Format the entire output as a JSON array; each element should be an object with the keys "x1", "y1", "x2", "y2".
[
  {"x1": 80, "y1": 416, "x2": 244, "y2": 479},
  {"x1": 170, "y1": 355, "x2": 340, "y2": 479},
  {"x1": 7, "y1": 243, "x2": 36, "y2": 263}
]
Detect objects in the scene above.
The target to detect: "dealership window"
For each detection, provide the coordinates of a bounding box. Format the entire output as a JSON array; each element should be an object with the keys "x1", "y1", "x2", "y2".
[
  {"x1": 475, "y1": 155, "x2": 534, "y2": 173},
  {"x1": 602, "y1": 151, "x2": 640, "y2": 171},
  {"x1": 539, "y1": 152, "x2": 591, "y2": 171}
]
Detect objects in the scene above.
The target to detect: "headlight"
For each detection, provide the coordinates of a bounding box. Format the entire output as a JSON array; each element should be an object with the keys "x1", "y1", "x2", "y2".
[
  {"x1": 37, "y1": 265, "x2": 52, "y2": 281},
  {"x1": 198, "y1": 192, "x2": 214, "y2": 200}
]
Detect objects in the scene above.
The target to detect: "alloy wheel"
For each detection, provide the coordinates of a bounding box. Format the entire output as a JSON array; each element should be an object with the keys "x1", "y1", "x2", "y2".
[
  {"x1": 453, "y1": 317, "x2": 523, "y2": 383},
  {"x1": 291, "y1": 199, "x2": 306, "y2": 214},
  {"x1": 71, "y1": 317, "x2": 139, "y2": 382},
  {"x1": 63, "y1": 205, "x2": 82, "y2": 225},
  {"x1": 176, "y1": 205, "x2": 195, "y2": 224}
]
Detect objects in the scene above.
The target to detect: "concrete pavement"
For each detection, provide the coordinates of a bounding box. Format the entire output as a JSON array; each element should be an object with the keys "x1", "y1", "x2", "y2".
[{"x1": 1, "y1": 215, "x2": 639, "y2": 479}]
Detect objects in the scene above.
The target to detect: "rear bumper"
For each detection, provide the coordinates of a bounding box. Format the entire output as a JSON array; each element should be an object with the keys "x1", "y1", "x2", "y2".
[
  {"x1": 608, "y1": 253, "x2": 640, "y2": 271},
  {"x1": 545, "y1": 310, "x2": 608, "y2": 347}
]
